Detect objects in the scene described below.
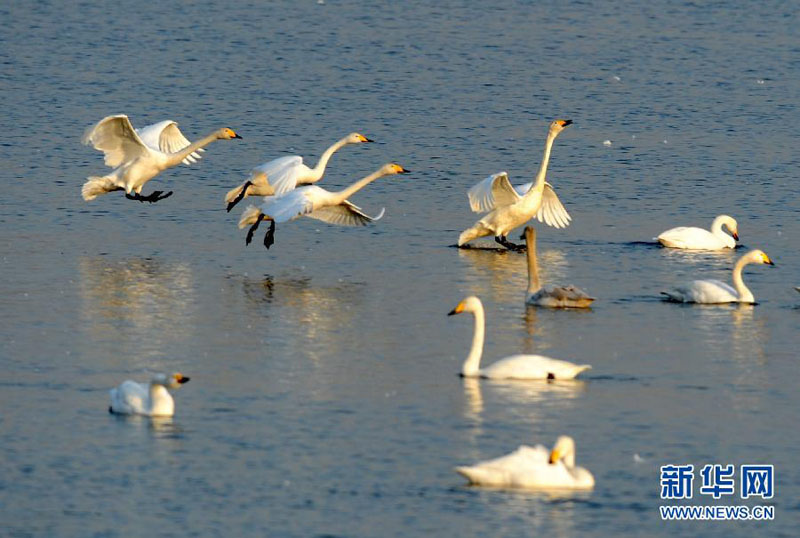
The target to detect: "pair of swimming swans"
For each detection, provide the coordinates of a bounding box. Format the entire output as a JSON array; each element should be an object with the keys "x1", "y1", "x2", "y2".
[
  {"x1": 456, "y1": 435, "x2": 594, "y2": 490},
  {"x1": 657, "y1": 215, "x2": 739, "y2": 250},
  {"x1": 238, "y1": 163, "x2": 410, "y2": 249},
  {"x1": 82, "y1": 115, "x2": 241, "y2": 202},
  {"x1": 225, "y1": 132, "x2": 373, "y2": 212},
  {"x1": 458, "y1": 119, "x2": 573, "y2": 250},
  {"x1": 663, "y1": 249, "x2": 774, "y2": 304},
  {"x1": 109, "y1": 372, "x2": 190, "y2": 417}
]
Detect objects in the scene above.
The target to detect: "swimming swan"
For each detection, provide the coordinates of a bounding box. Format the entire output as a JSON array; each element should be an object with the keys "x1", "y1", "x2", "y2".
[
  {"x1": 238, "y1": 163, "x2": 409, "y2": 249},
  {"x1": 657, "y1": 215, "x2": 739, "y2": 250},
  {"x1": 662, "y1": 249, "x2": 774, "y2": 304},
  {"x1": 447, "y1": 296, "x2": 591, "y2": 379},
  {"x1": 109, "y1": 372, "x2": 190, "y2": 417},
  {"x1": 458, "y1": 119, "x2": 572, "y2": 250},
  {"x1": 82, "y1": 114, "x2": 241, "y2": 202},
  {"x1": 456, "y1": 435, "x2": 595, "y2": 490},
  {"x1": 225, "y1": 132, "x2": 373, "y2": 211},
  {"x1": 523, "y1": 226, "x2": 594, "y2": 308}
]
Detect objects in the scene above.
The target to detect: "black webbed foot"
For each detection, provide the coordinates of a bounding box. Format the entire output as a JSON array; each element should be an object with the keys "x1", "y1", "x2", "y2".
[
  {"x1": 495, "y1": 235, "x2": 526, "y2": 251},
  {"x1": 263, "y1": 220, "x2": 276, "y2": 249},
  {"x1": 246, "y1": 214, "x2": 265, "y2": 245},
  {"x1": 226, "y1": 181, "x2": 252, "y2": 212},
  {"x1": 125, "y1": 190, "x2": 173, "y2": 203}
]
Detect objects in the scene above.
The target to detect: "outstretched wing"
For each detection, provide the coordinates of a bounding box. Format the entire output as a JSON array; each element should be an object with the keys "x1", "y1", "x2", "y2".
[
  {"x1": 259, "y1": 187, "x2": 316, "y2": 223},
  {"x1": 253, "y1": 156, "x2": 303, "y2": 195},
  {"x1": 307, "y1": 201, "x2": 385, "y2": 227},
  {"x1": 467, "y1": 172, "x2": 521, "y2": 213},
  {"x1": 137, "y1": 120, "x2": 204, "y2": 165},
  {"x1": 534, "y1": 182, "x2": 571, "y2": 228},
  {"x1": 82, "y1": 114, "x2": 150, "y2": 168}
]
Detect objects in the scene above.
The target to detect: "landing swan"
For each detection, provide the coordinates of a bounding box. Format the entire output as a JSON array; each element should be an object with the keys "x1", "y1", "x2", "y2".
[
  {"x1": 82, "y1": 114, "x2": 241, "y2": 202},
  {"x1": 458, "y1": 119, "x2": 572, "y2": 250},
  {"x1": 662, "y1": 249, "x2": 774, "y2": 304},
  {"x1": 109, "y1": 372, "x2": 190, "y2": 417},
  {"x1": 657, "y1": 215, "x2": 739, "y2": 250},
  {"x1": 447, "y1": 296, "x2": 591, "y2": 379},
  {"x1": 225, "y1": 132, "x2": 373, "y2": 211},
  {"x1": 238, "y1": 163, "x2": 409, "y2": 249},
  {"x1": 456, "y1": 435, "x2": 595, "y2": 490},
  {"x1": 523, "y1": 226, "x2": 594, "y2": 308}
]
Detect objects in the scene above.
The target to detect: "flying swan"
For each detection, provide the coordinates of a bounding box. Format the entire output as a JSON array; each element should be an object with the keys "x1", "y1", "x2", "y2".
[
  {"x1": 109, "y1": 372, "x2": 190, "y2": 417},
  {"x1": 447, "y1": 295, "x2": 591, "y2": 379},
  {"x1": 662, "y1": 249, "x2": 774, "y2": 304},
  {"x1": 455, "y1": 435, "x2": 595, "y2": 490},
  {"x1": 523, "y1": 226, "x2": 594, "y2": 308},
  {"x1": 82, "y1": 114, "x2": 241, "y2": 202},
  {"x1": 458, "y1": 119, "x2": 573, "y2": 250},
  {"x1": 238, "y1": 163, "x2": 409, "y2": 249},
  {"x1": 657, "y1": 215, "x2": 739, "y2": 250},
  {"x1": 225, "y1": 132, "x2": 373, "y2": 211}
]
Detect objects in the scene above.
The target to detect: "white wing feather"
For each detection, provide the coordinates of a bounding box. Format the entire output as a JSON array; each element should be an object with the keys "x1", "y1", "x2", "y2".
[
  {"x1": 136, "y1": 120, "x2": 204, "y2": 165},
  {"x1": 253, "y1": 156, "x2": 304, "y2": 195},
  {"x1": 307, "y1": 201, "x2": 385, "y2": 227},
  {"x1": 534, "y1": 183, "x2": 571, "y2": 228},
  {"x1": 259, "y1": 188, "x2": 316, "y2": 223},
  {"x1": 467, "y1": 172, "x2": 521, "y2": 213},
  {"x1": 81, "y1": 114, "x2": 150, "y2": 168}
]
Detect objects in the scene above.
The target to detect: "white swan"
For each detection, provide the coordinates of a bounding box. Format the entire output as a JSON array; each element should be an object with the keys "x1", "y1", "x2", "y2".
[
  {"x1": 238, "y1": 163, "x2": 409, "y2": 249},
  {"x1": 82, "y1": 114, "x2": 242, "y2": 202},
  {"x1": 225, "y1": 132, "x2": 373, "y2": 211},
  {"x1": 657, "y1": 215, "x2": 739, "y2": 250},
  {"x1": 109, "y1": 372, "x2": 190, "y2": 417},
  {"x1": 523, "y1": 226, "x2": 594, "y2": 308},
  {"x1": 662, "y1": 249, "x2": 774, "y2": 304},
  {"x1": 458, "y1": 119, "x2": 572, "y2": 250},
  {"x1": 447, "y1": 296, "x2": 591, "y2": 379},
  {"x1": 456, "y1": 435, "x2": 595, "y2": 490}
]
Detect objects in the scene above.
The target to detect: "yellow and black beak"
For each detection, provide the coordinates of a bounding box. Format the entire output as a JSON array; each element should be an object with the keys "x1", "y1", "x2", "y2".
[
  {"x1": 765, "y1": 256, "x2": 775, "y2": 266},
  {"x1": 177, "y1": 375, "x2": 191, "y2": 384},
  {"x1": 234, "y1": 133, "x2": 243, "y2": 139},
  {"x1": 732, "y1": 232, "x2": 739, "y2": 241},
  {"x1": 549, "y1": 449, "x2": 560, "y2": 464},
  {"x1": 557, "y1": 119, "x2": 573, "y2": 127},
  {"x1": 448, "y1": 302, "x2": 464, "y2": 316}
]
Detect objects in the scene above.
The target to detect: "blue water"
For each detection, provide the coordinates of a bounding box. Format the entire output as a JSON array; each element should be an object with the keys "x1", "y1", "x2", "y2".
[{"x1": 1, "y1": 1, "x2": 798, "y2": 536}]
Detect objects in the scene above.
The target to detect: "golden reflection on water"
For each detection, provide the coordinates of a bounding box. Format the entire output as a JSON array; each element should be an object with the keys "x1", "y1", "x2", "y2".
[
  {"x1": 237, "y1": 275, "x2": 365, "y2": 365},
  {"x1": 78, "y1": 257, "x2": 196, "y2": 363}
]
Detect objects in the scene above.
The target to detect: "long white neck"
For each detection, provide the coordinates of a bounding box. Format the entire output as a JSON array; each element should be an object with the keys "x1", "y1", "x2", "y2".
[
  {"x1": 563, "y1": 448, "x2": 576, "y2": 469},
  {"x1": 731, "y1": 256, "x2": 754, "y2": 303},
  {"x1": 523, "y1": 131, "x2": 558, "y2": 197},
  {"x1": 148, "y1": 384, "x2": 174, "y2": 416},
  {"x1": 525, "y1": 229, "x2": 541, "y2": 295},
  {"x1": 311, "y1": 137, "x2": 350, "y2": 179},
  {"x1": 710, "y1": 216, "x2": 734, "y2": 244},
  {"x1": 462, "y1": 305, "x2": 485, "y2": 376},
  {"x1": 166, "y1": 132, "x2": 220, "y2": 167},
  {"x1": 333, "y1": 169, "x2": 388, "y2": 203}
]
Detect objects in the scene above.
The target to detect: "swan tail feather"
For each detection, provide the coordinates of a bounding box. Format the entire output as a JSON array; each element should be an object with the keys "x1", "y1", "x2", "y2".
[
  {"x1": 455, "y1": 465, "x2": 503, "y2": 486},
  {"x1": 238, "y1": 205, "x2": 263, "y2": 229},
  {"x1": 82, "y1": 176, "x2": 120, "y2": 201}
]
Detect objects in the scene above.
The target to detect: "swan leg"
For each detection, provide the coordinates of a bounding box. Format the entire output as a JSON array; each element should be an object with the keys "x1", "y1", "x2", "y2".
[
  {"x1": 263, "y1": 219, "x2": 276, "y2": 249},
  {"x1": 125, "y1": 191, "x2": 173, "y2": 203},
  {"x1": 495, "y1": 235, "x2": 526, "y2": 251},
  {"x1": 226, "y1": 181, "x2": 252, "y2": 213},
  {"x1": 245, "y1": 214, "x2": 265, "y2": 245}
]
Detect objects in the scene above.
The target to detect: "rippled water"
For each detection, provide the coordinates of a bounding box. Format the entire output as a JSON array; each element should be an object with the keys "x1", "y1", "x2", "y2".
[{"x1": 2, "y1": 1, "x2": 798, "y2": 536}]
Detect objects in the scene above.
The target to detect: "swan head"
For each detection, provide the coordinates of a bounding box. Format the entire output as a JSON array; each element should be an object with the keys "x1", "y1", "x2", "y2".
[
  {"x1": 381, "y1": 163, "x2": 411, "y2": 176},
  {"x1": 744, "y1": 249, "x2": 774, "y2": 267},
  {"x1": 345, "y1": 132, "x2": 374, "y2": 144},
  {"x1": 549, "y1": 435, "x2": 576, "y2": 465},
  {"x1": 448, "y1": 295, "x2": 482, "y2": 316},
  {"x1": 151, "y1": 372, "x2": 191, "y2": 389},
  {"x1": 549, "y1": 119, "x2": 573, "y2": 136},
  {"x1": 713, "y1": 215, "x2": 739, "y2": 240},
  {"x1": 217, "y1": 128, "x2": 243, "y2": 140}
]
